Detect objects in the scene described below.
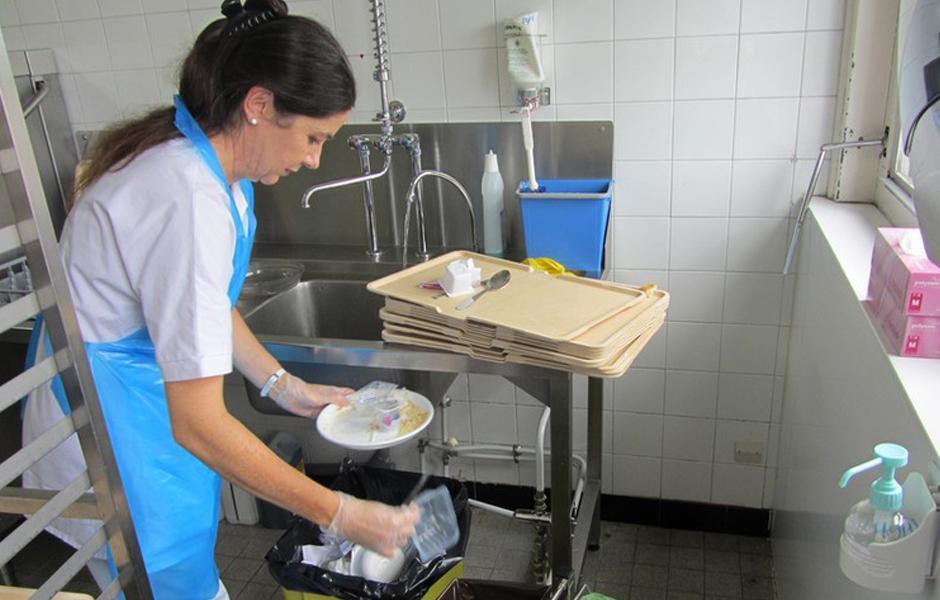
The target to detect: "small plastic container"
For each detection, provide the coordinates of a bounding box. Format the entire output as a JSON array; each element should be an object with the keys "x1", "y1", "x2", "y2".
[
  {"x1": 347, "y1": 380, "x2": 399, "y2": 411},
  {"x1": 439, "y1": 258, "x2": 481, "y2": 297},
  {"x1": 372, "y1": 397, "x2": 402, "y2": 432},
  {"x1": 412, "y1": 485, "x2": 460, "y2": 563}
]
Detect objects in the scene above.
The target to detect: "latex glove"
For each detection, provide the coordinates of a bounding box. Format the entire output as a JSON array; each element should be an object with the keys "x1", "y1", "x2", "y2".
[
  {"x1": 327, "y1": 492, "x2": 420, "y2": 557},
  {"x1": 268, "y1": 373, "x2": 352, "y2": 417}
]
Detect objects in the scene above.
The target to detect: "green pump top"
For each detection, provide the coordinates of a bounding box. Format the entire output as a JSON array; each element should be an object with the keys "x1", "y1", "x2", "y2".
[{"x1": 839, "y1": 443, "x2": 909, "y2": 513}]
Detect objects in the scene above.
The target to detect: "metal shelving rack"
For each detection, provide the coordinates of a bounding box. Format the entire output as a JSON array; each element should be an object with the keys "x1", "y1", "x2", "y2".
[{"x1": 0, "y1": 31, "x2": 152, "y2": 600}]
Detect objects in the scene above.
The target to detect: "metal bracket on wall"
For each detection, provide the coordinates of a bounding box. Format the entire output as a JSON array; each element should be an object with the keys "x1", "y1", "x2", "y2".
[{"x1": 783, "y1": 136, "x2": 887, "y2": 275}]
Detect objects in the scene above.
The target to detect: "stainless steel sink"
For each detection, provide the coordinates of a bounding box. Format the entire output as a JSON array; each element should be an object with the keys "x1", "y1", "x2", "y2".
[
  {"x1": 241, "y1": 278, "x2": 458, "y2": 414},
  {"x1": 244, "y1": 279, "x2": 384, "y2": 341}
]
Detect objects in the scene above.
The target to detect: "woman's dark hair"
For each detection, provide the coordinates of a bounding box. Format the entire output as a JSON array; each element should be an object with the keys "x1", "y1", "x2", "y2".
[{"x1": 76, "y1": 0, "x2": 355, "y2": 194}]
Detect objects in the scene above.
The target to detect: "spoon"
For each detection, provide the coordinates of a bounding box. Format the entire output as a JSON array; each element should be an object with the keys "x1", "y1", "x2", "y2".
[{"x1": 455, "y1": 269, "x2": 511, "y2": 311}]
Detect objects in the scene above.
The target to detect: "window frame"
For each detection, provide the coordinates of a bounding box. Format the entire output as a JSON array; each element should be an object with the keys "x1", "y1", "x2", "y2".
[{"x1": 875, "y1": 0, "x2": 919, "y2": 228}]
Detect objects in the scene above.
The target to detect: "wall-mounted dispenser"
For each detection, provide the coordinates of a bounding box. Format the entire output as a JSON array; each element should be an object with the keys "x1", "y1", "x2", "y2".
[
  {"x1": 838, "y1": 443, "x2": 939, "y2": 593},
  {"x1": 504, "y1": 12, "x2": 550, "y2": 108}
]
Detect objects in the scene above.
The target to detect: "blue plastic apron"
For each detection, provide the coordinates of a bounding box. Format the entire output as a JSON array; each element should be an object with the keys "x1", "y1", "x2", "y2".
[{"x1": 27, "y1": 96, "x2": 256, "y2": 599}]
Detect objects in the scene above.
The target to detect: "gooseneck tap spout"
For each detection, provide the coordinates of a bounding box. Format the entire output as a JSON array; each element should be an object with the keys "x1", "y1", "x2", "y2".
[
  {"x1": 300, "y1": 152, "x2": 393, "y2": 209},
  {"x1": 402, "y1": 170, "x2": 479, "y2": 264}
]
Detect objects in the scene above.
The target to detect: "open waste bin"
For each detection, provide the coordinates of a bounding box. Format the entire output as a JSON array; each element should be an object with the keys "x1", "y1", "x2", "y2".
[{"x1": 265, "y1": 465, "x2": 470, "y2": 600}]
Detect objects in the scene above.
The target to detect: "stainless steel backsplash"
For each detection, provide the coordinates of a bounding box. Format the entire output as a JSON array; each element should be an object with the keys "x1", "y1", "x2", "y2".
[{"x1": 252, "y1": 121, "x2": 613, "y2": 259}]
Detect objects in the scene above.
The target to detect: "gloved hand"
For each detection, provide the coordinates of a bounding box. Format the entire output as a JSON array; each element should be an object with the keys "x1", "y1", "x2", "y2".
[
  {"x1": 327, "y1": 492, "x2": 420, "y2": 557},
  {"x1": 268, "y1": 373, "x2": 352, "y2": 417}
]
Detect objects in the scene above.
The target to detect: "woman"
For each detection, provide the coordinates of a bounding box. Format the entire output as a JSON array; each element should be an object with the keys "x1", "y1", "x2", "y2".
[{"x1": 22, "y1": 1, "x2": 419, "y2": 598}]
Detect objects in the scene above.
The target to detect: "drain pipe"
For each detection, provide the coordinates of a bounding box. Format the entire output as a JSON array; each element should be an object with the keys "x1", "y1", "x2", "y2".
[
  {"x1": 440, "y1": 395, "x2": 451, "y2": 478},
  {"x1": 427, "y1": 443, "x2": 588, "y2": 518}
]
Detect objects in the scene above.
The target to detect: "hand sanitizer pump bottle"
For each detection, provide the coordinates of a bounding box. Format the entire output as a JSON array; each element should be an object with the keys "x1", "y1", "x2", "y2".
[
  {"x1": 481, "y1": 150, "x2": 505, "y2": 256},
  {"x1": 837, "y1": 443, "x2": 940, "y2": 593},
  {"x1": 840, "y1": 443, "x2": 916, "y2": 545}
]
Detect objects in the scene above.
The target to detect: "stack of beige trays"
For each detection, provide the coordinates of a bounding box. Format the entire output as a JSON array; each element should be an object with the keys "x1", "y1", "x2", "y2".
[{"x1": 367, "y1": 251, "x2": 669, "y2": 378}]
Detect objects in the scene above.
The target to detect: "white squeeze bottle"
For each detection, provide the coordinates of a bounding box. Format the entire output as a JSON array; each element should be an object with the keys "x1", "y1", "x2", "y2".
[{"x1": 481, "y1": 150, "x2": 505, "y2": 256}]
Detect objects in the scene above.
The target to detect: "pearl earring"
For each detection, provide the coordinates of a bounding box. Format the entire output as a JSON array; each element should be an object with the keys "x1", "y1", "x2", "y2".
[{"x1": 250, "y1": 118, "x2": 258, "y2": 126}]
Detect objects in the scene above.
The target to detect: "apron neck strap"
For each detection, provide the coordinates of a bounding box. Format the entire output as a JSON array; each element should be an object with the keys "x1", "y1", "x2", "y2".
[
  {"x1": 173, "y1": 95, "x2": 232, "y2": 194},
  {"x1": 173, "y1": 95, "x2": 249, "y2": 239}
]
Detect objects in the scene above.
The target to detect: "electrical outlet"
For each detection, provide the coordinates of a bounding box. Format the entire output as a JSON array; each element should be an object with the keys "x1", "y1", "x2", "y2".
[{"x1": 734, "y1": 440, "x2": 765, "y2": 465}]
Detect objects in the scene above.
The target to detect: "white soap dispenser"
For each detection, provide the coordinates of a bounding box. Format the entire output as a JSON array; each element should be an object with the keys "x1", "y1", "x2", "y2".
[{"x1": 481, "y1": 150, "x2": 505, "y2": 256}]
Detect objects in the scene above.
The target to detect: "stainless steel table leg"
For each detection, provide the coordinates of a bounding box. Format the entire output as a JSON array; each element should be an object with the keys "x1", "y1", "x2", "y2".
[
  {"x1": 587, "y1": 376, "x2": 603, "y2": 551},
  {"x1": 550, "y1": 373, "x2": 573, "y2": 589}
]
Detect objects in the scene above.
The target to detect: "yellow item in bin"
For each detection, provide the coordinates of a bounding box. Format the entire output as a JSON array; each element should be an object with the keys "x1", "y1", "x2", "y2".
[{"x1": 523, "y1": 256, "x2": 567, "y2": 275}]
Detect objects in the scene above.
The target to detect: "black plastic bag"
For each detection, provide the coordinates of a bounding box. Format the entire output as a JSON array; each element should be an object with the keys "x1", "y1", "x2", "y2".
[{"x1": 265, "y1": 465, "x2": 471, "y2": 600}]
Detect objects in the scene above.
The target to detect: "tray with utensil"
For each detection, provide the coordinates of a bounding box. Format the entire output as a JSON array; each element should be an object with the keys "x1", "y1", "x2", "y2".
[
  {"x1": 366, "y1": 252, "x2": 669, "y2": 378},
  {"x1": 366, "y1": 251, "x2": 649, "y2": 342}
]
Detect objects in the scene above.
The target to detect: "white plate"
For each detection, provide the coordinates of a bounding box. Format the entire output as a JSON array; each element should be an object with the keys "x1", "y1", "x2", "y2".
[{"x1": 316, "y1": 389, "x2": 434, "y2": 450}]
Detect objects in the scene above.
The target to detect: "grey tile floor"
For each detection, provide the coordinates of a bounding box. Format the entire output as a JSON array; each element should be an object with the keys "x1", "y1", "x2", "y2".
[
  {"x1": 463, "y1": 510, "x2": 775, "y2": 600},
  {"x1": 7, "y1": 508, "x2": 775, "y2": 600}
]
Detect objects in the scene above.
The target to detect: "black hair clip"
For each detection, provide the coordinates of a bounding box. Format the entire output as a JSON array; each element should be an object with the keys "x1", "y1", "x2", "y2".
[{"x1": 220, "y1": 0, "x2": 277, "y2": 37}]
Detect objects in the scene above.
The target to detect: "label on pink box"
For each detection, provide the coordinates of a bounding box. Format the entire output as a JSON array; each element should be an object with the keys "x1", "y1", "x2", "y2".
[
  {"x1": 869, "y1": 228, "x2": 940, "y2": 316},
  {"x1": 873, "y1": 288, "x2": 940, "y2": 358}
]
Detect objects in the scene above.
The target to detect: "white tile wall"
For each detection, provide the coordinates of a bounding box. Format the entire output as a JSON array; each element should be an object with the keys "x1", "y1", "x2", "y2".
[
  {"x1": 613, "y1": 367, "x2": 665, "y2": 414},
  {"x1": 614, "y1": 0, "x2": 675, "y2": 40},
  {"x1": 612, "y1": 454, "x2": 661, "y2": 498},
  {"x1": 614, "y1": 101, "x2": 673, "y2": 160},
  {"x1": 717, "y1": 373, "x2": 774, "y2": 421},
  {"x1": 669, "y1": 218, "x2": 728, "y2": 270},
  {"x1": 676, "y1": 0, "x2": 740, "y2": 36},
  {"x1": 673, "y1": 100, "x2": 734, "y2": 159},
  {"x1": 737, "y1": 33, "x2": 804, "y2": 98},
  {"x1": 554, "y1": 42, "x2": 613, "y2": 104},
  {"x1": 674, "y1": 36, "x2": 738, "y2": 100},
  {"x1": 740, "y1": 0, "x2": 807, "y2": 33},
  {"x1": 613, "y1": 161, "x2": 671, "y2": 216},
  {"x1": 671, "y1": 161, "x2": 731, "y2": 217},
  {"x1": 666, "y1": 322, "x2": 722, "y2": 371},
  {"x1": 730, "y1": 160, "x2": 795, "y2": 217},
  {"x1": 439, "y1": 0, "x2": 495, "y2": 50},
  {"x1": 614, "y1": 39, "x2": 673, "y2": 102},
  {"x1": 662, "y1": 415, "x2": 715, "y2": 460},
  {"x1": 666, "y1": 271, "x2": 725, "y2": 323},
  {"x1": 7, "y1": 0, "x2": 847, "y2": 509},
  {"x1": 664, "y1": 370, "x2": 718, "y2": 418},
  {"x1": 661, "y1": 459, "x2": 712, "y2": 502}
]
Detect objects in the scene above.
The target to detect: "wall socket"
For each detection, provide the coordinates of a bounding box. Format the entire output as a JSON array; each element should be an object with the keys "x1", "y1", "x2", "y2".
[{"x1": 734, "y1": 440, "x2": 765, "y2": 465}]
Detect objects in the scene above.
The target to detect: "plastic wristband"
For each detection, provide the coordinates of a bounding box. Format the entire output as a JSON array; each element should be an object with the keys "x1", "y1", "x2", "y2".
[{"x1": 260, "y1": 368, "x2": 286, "y2": 398}]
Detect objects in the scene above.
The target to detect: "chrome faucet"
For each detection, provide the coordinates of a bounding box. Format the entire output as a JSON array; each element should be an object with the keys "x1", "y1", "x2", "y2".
[
  {"x1": 402, "y1": 170, "x2": 479, "y2": 266},
  {"x1": 299, "y1": 0, "x2": 475, "y2": 261},
  {"x1": 299, "y1": 0, "x2": 436, "y2": 259}
]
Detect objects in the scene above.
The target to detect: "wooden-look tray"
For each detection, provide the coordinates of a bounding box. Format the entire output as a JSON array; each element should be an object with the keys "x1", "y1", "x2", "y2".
[
  {"x1": 367, "y1": 251, "x2": 647, "y2": 342},
  {"x1": 382, "y1": 289, "x2": 669, "y2": 359},
  {"x1": 381, "y1": 317, "x2": 664, "y2": 379},
  {"x1": 379, "y1": 299, "x2": 665, "y2": 366}
]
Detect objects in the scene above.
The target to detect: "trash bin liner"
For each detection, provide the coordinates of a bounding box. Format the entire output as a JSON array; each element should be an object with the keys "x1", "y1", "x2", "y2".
[
  {"x1": 436, "y1": 579, "x2": 552, "y2": 600},
  {"x1": 265, "y1": 465, "x2": 470, "y2": 600}
]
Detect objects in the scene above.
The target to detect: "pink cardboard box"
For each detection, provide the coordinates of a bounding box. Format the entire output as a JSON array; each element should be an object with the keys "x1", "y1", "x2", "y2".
[
  {"x1": 868, "y1": 228, "x2": 940, "y2": 316},
  {"x1": 872, "y1": 287, "x2": 940, "y2": 358}
]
